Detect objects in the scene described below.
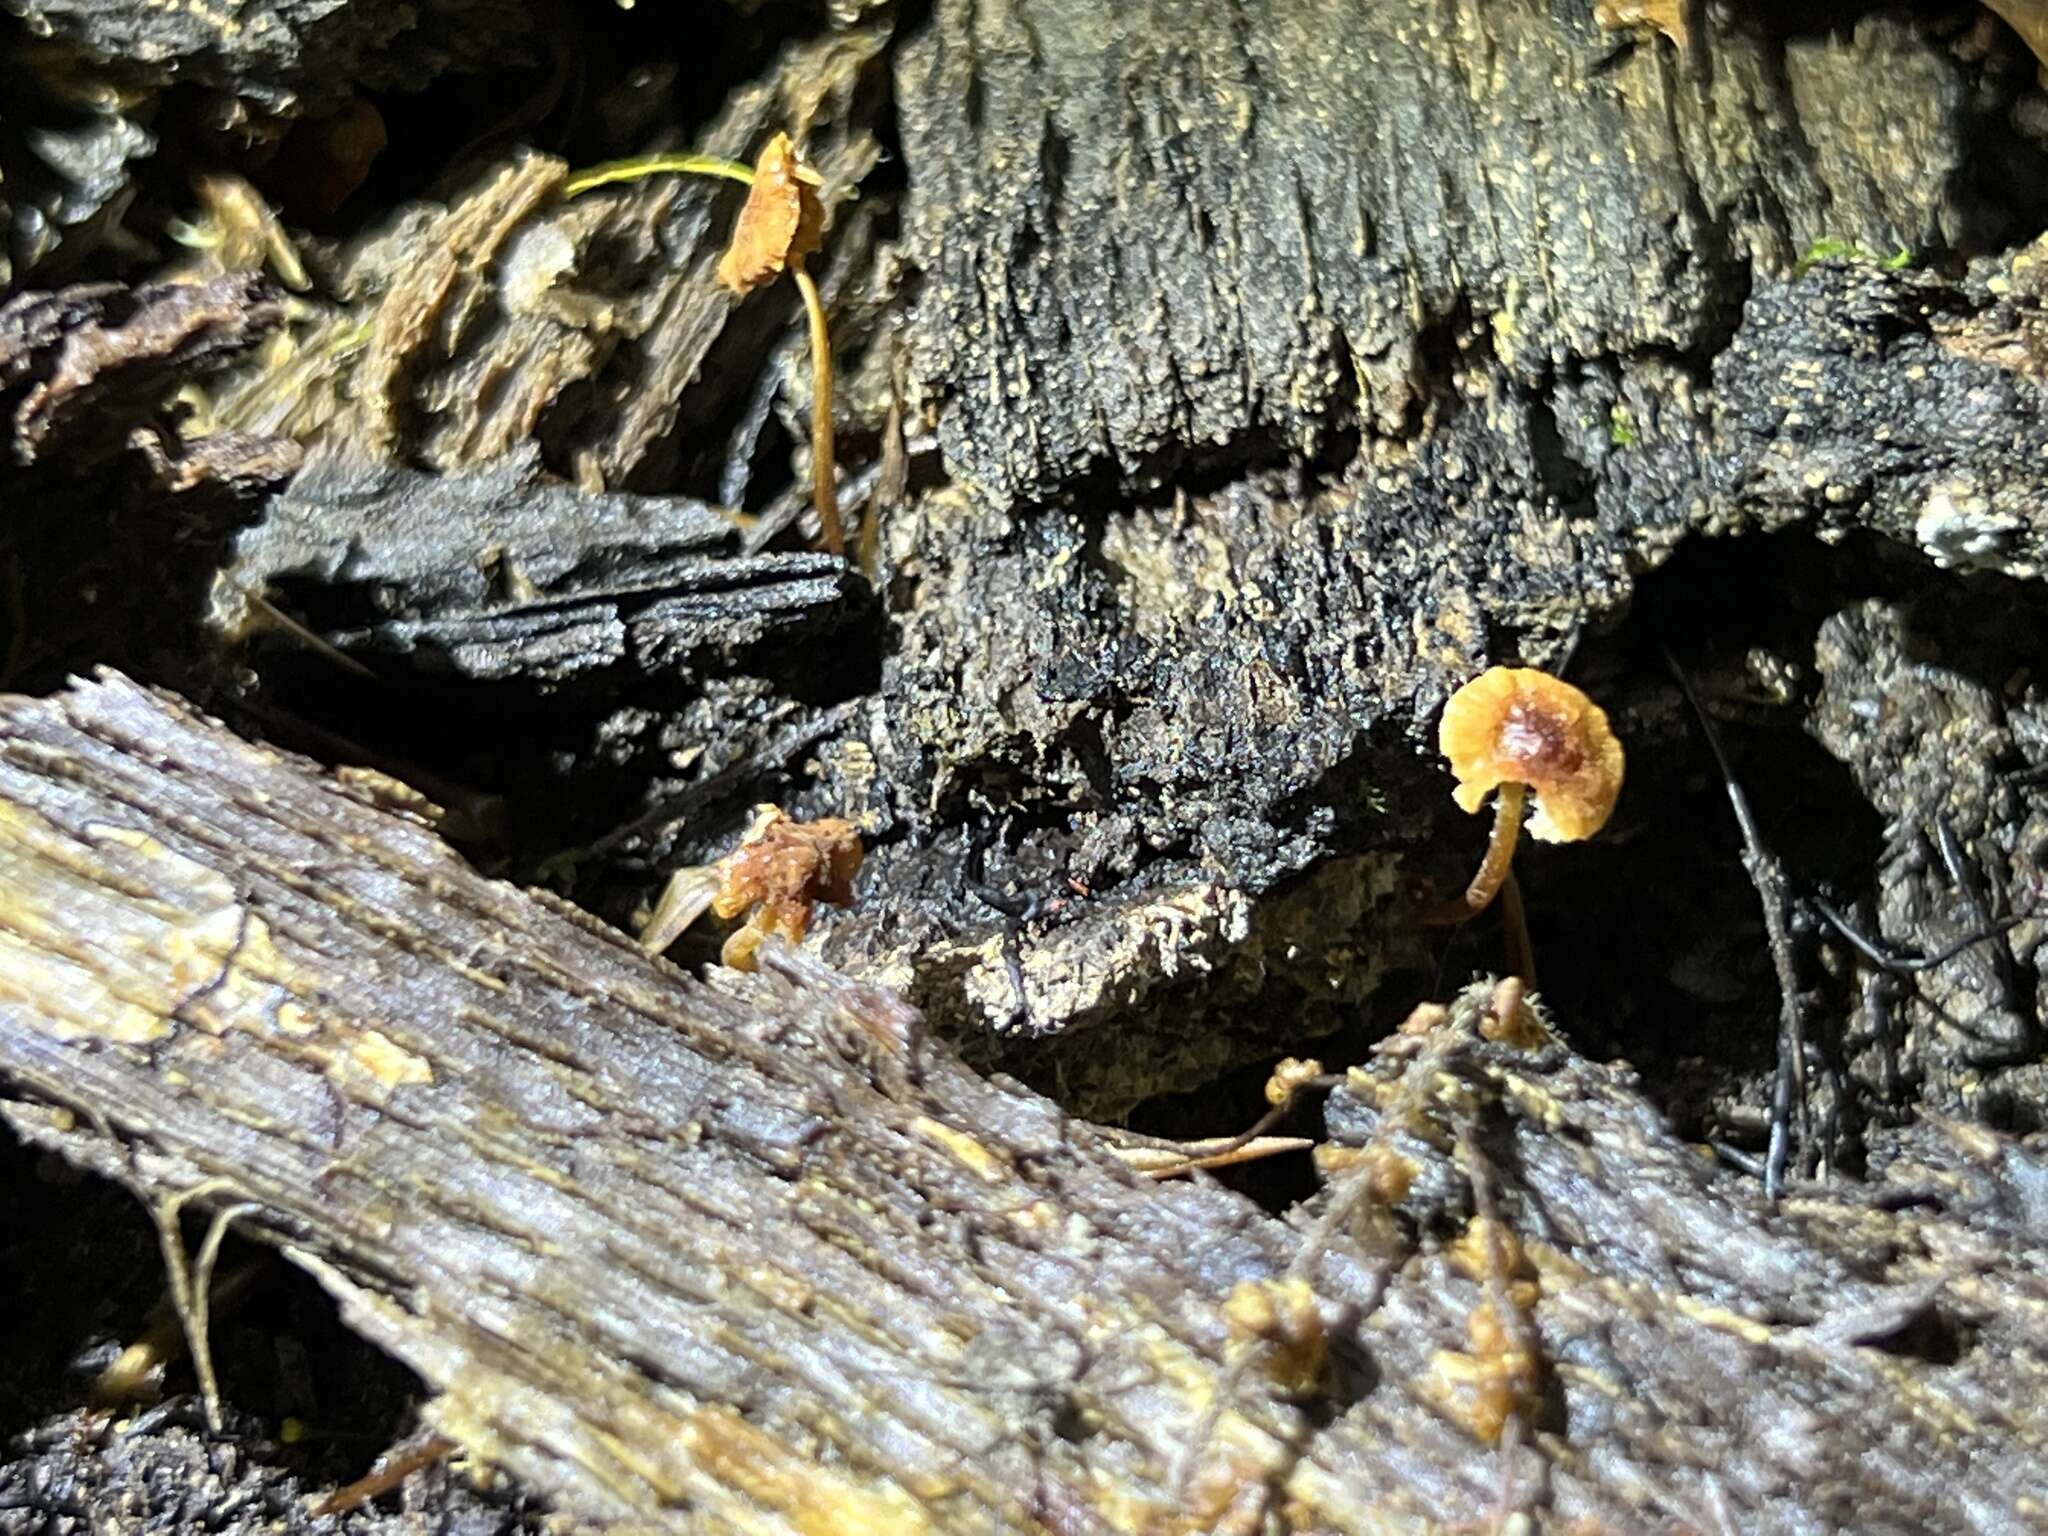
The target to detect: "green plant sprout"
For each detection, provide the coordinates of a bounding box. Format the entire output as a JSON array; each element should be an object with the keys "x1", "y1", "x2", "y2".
[{"x1": 1794, "y1": 238, "x2": 1913, "y2": 277}]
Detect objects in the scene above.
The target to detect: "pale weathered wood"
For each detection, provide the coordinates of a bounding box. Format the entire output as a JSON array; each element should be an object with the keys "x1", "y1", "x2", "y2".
[
  {"x1": 0, "y1": 672, "x2": 1324, "y2": 1535},
  {"x1": 1, "y1": 675, "x2": 2045, "y2": 1534}
]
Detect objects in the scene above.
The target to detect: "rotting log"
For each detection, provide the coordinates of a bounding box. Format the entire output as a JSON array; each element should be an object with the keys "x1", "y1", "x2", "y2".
[
  {"x1": 1, "y1": 674, "x2": 2045, "y2": 1534},
  {"x1": 10, "y1": 0, "x2": 2048, "y2": 1127},
  {"x1": 121, "y1": 0, "x2": 2048, "y2": 1124},
  {"x1": 0, "y1": 671, "x2": 1329, "y2": 1535}
]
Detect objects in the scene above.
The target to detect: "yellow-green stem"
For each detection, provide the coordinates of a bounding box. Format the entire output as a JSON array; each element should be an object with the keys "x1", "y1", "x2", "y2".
[
  {"x1": 790, "y1": 260, "x2": 844, "y2": 557},
  {"x1": 561, "y1": 154, "x2": 755, "y2": 197}
]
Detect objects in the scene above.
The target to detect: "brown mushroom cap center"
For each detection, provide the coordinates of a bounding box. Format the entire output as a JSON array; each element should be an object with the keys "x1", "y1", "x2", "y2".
[{"x1": 1497, "y1": 696, "x2": 1585, "y2": 783}]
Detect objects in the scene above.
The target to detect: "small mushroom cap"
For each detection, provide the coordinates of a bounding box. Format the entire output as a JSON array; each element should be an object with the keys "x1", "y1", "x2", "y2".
[
  {"x1": 1439, "y1": 666, "x2": 1624, "y2": 843},
  {"x1": 706, "y1": 804, "x2": 863, "y2": 969},
  {"x1": 715, "y1": 132, "x2": 824, "y2": 294}
]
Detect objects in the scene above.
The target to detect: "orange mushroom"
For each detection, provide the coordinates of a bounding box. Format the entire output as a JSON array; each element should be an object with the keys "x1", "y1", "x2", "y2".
[
  {"x1": 713, "y1": 133, "x2": 824, "y2": 293},
  {"x1": 714, "y1": 135, "x2": 842, "y2": 558},
  {"x1": 564, "y1": 133, "x2": 844, "y2": 557},
  {"x1": 1438, "y1": 666, "x2": 1624, "y2": 916},
  {"x1": 639, "y1": 805, "x2": 863, "y2": 970}
]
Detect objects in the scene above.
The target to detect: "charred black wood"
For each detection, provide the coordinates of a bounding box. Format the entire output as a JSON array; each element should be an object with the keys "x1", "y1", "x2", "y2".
[{"x1": 220, "y1": 450, "x2": 867, "y2": 684}]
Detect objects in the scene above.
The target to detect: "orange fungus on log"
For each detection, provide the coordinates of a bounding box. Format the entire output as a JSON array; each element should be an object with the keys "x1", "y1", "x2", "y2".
[{"x1": 1439, "y1": 666, "x2": 1624, "y2": 844}]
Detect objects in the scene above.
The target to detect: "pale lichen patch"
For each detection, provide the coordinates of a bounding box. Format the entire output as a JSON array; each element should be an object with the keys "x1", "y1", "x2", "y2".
[{"x1": 340, "y1": 1028, "x2": 435, "y2": 1089}]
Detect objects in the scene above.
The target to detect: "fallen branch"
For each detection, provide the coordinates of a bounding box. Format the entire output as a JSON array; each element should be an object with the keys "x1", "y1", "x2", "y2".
[{"x1": 0, "y1": 674, "x2": 2043, "y2": 1534}]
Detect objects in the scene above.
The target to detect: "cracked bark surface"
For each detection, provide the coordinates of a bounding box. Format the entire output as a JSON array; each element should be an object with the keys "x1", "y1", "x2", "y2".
[
  {"x1": 9, "y1": 0, "x2": 2038, "y2": 1116},
  {"x1": 4, "y1": 2, "x2": 2048, "y2": 1531},
  {"x1": 1, "y1": 674, "x2": 2045, "y2": 1535},
  {"x1": 836, "y1": 0, "x2": 2048, "y2": 1109},
  {"x1": 2, "y1": 0, "x2": 546, "y2": 109}
]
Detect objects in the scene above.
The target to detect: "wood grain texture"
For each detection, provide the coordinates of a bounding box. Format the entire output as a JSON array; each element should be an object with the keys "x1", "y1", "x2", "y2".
[
  {"x1": 0, "y1": 672, "x2": 1320, "y2": 1534},
  {"x1": 1, "y1": 674, "x2": 2044, "y2": 1533}
]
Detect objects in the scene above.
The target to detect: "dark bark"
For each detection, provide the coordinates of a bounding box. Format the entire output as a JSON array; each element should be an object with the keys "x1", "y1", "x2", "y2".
[
  {"x1": 4, "y1": 0, "x2": 546, "y2": 108},
  {"x1": 1, "y1": 276, "x2": 285, "y2": 473},
  {"x1": 843, "y1": 0, "x2": 2048, "y2": 1110},
  {"x1": 895, "y1": 0, "x2": 2034, "y2": 503},
  {"x1": 223, "y1": 451, "x2": 864, "y2": 684}
]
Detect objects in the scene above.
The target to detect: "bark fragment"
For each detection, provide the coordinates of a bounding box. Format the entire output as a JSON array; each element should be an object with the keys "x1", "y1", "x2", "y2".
[
  {"x1": 2, "y1": 275, "x2": 285, "y2": 472},
  {"x1": 4, "y1": 0, "x2": 546, "y2": 110}
]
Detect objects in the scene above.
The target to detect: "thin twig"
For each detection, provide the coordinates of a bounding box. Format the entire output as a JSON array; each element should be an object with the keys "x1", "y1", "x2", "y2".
[
  {"x1": 311, "y1": 1434, "x2": 459, "y2": 1517},
  {"x1": 1128, "y1": 1073, "x2": 1342, "y2": 1180},
  {"x1": 1809, "y1": 895, "x2": 2028, "y2": 974},
  {"x1": 1665, "y1": 648, "x2": 1807, "y2": 1201},
  {"x1": 144, "y1": 1180, "x2": 245, "y2": 1432},
  {"x1": 190, "y1": 1203, "x2": 261, "y2": 1426},
  {"x1": 236, "y1": 585, "x2": 379, "y2": 680},
  {"x1": 1126, "y1": 1136, "x2": 1317, "y2": 1179}
]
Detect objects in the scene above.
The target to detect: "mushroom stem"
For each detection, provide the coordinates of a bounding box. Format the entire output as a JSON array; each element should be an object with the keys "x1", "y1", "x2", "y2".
[
  {"x1": 1463, "y1": 781, "x2": 1526, "y2": 913},
  {"x1": 1499, "y1": 868, "x2": 1536, "y2": 985},
  {"x1": 790, "y1": 259, "x2": 843, "y2": 557},
  {"x1": 562, "y1": 153, "x2": 756, "y2": 196}
]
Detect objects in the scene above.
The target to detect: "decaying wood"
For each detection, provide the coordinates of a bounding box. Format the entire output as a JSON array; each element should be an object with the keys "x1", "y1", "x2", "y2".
[
  {"x1": 193, "y1": 34, "x2": 888, "y2": 494},
  {"x1": 1, "y1": 276, "x2": 286, "y2": 475},
  {"x1": 38, "y1": 0, "x2": 2028, "y2": 1122},
  {"x1": 221, "y1": 450, "x2": 864, "y2": 684},
  {"x1": 898, "y1": 0, "x2": 2000, "y2": 502},
  {"x1": 1, "y1": 673, "x2": 2044, "y2": 1534},
  {"x1": 4, "y1": 0, "x2": 548, "y2": 110},
  {"x1": 820, "y1": 0, "x2": 2048, "y2": 1103},
  {"x1": 0, "y1": 0, "x2": 553, "y2": 290},
  {"x1": 1809, "y1": 597, "x2": 2048, "y2": 1105},
  {"x1": 5, "y1": 3, "x2": 2048, "y2": 1528}
]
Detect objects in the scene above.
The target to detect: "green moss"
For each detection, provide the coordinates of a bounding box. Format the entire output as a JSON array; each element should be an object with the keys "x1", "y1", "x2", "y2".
[
  {"x1": 1794, "y1": 238, "x2": 1914, "y2": 277},
  {"x1": 1607, "y1": 405, "x2": 1638, "y2": 448}
]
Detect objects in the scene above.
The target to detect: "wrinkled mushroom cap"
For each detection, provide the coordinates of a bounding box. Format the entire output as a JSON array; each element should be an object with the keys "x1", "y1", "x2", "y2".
[
  {"x1": 707, "y1": 804, "x2": 863, "y2": 970},
  {"x1": 1439, "y1": 667, "x2": 1624, "y2": 843},
  {"x1": 715, "y1": 133, "x2": 824, "y2": 294}
]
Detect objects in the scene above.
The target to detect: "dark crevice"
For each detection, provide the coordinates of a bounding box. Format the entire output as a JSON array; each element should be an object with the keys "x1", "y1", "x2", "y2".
[
  {"x1": 1106, "y1": 520, "x2": 2048, "y2": 1196},
  {"x1": 0, "y1": 1129, "x2": 431, "y2": 1493}
]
